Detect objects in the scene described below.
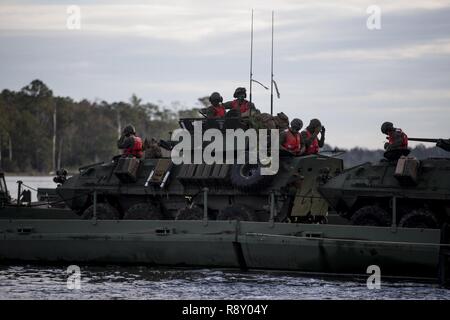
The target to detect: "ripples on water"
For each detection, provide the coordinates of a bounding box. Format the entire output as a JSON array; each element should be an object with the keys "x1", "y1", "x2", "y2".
[{"x1": 0, "y1": 265, "x2": 448, "y2": 300}]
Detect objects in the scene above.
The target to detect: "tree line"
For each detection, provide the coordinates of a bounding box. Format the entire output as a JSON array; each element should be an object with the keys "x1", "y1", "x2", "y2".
[
  {"x1": 0, "y1": 79, "x2": 446, "y2": 173},
  {"x1": 0, "y1": 80, "x2": 199, "y2": 173}
]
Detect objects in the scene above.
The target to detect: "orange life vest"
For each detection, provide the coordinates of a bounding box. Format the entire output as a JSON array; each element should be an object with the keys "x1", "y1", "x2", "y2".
[
  {"x1": 124, "y1": 136, "x2": 143, "y2": 158},
  {"x1": 230, "y1": 99, "x2": 250, "y2": 114},
  {"x1": 212, "y1": 105, "x2": 225, "y2": 118},
  {"x1": 304, "y1": 130, "x2": 320, "y2": 155},
  {"x1": 282, "y1": 129, "x2": 301, "y2": 153},
  {"x1": 388, "y1": 129, "x2": 408, "y2": 149}
]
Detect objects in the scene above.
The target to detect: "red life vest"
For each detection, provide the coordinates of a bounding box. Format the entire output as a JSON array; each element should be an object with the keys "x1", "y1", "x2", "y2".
[
  {"x1": 388, "y1": 129, "x2": 408, "y2": 149},
  {"x1": 230, "y1": 99, "x2": 250, "y2": 114},
  {"x1": 212, "y1": 105, "x2": 225, "y2": 118},
  {"x1": 282, "y1": 129, "x2": 301, "y2": 153},
  {"x1": 304, "y1": 130, "x2": 320, "y2": 155},
  {"x1": 124, "y1": 136, "x2": 143, "y2": 158}
]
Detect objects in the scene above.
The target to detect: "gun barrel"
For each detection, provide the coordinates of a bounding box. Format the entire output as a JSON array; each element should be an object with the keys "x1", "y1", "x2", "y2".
[{"x1": 408, "y1": 138, "x2": 439, "y2": 143}]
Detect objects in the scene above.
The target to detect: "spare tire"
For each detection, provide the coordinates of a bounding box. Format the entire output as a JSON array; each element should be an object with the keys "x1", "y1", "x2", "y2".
[
  {"x1": 175, "y1": 206, "x2": 204, "y2": 220},
  {"x1": 230, "y1": 163, "x2": 273, "y2": 191},
  {"x1": 217, "y1": 205, "x2": 257, "y2": 221},
  {"x1": 399, "y1": 209, "x2": 439, "y2": 229},
  {"x1": 81, "y1": 203, "x2": 120, "y2": 220},
  {"x1": 351, "y1": 205, "x2": 390, "y2": 227}
]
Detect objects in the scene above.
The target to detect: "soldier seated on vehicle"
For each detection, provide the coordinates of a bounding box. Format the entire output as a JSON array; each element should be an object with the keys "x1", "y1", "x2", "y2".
[
  {"x1": 381, "y1": 121, "x2": 409, "y2": 161},
  {"x1": 280, "y1": 119, "x2": 304, "y2": 156},
  {"x1": 223, "y1": 87, "x2": 258, "y2": 118},
  {"x1": 300, "y1": 119, "x2": 325, "y2": 155},
  {"x1": 117, "y1": 124, "x2": 143, "y2": 159},
  {"x1": 203, "y1": 92, "x2": 226, "y2": 119}
]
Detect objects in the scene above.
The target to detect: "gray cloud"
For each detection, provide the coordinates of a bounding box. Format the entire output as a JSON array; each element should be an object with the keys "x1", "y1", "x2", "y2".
[{"x1": 0, "y1": 0, "x2": 449, "y2": 149}]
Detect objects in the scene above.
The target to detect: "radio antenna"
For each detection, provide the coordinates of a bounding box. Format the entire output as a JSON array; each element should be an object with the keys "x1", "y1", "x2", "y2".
[
  {"x1": 270, "y1": 11, "x2": 274, "y2": 115},
  {"x1": 249, "y1": 9, "x2": 254, "y2": 105}
]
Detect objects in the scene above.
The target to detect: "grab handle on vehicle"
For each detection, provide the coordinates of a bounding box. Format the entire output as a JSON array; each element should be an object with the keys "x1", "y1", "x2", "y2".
[
  {"x1": 17, "y1": 227, "x2": 34, "y2": 235},
  {"x1": 303, "y1": 231, "x2": 323, "y2": 238},
  {"x1": 155, "y1": 227, "x2": 171, "y2": 236}
]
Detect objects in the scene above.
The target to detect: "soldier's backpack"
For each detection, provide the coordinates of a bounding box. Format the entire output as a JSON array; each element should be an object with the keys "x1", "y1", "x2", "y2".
[{"x1": 251, "y1": 112, "x2": 276, "y2": 129}]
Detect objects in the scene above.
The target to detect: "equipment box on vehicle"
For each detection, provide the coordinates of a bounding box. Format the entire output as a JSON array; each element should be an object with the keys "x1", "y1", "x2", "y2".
[
  {"x1": 394, "y1": 156, "x2": 419, "y2": 185},
  {"x1": 114, "y1": 157, "x2": 140, "y2": 183}
]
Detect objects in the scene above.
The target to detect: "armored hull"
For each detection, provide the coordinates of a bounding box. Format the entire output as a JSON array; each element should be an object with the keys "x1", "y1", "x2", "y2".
[
  {"x1": 318, "y1": 157, "x2": 450, "y2": 229},
  {"x1": 0, "y1": 213, "x2": 445, "y2": 280}
]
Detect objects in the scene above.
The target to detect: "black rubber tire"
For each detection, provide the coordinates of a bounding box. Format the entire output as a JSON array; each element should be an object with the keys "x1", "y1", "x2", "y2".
[
  {"x1": 351, "y1": 205, "x2": 390, "y2": 227},
  {"x1": 123, "y1": 203, "x2": 163, "y2": 220},
  {"x1": 230, "y1": 163, "x2": 273, "y2": 191},
  {"x1": 216, "y1": 205, "x2": 257, "y2": 222},
  {"x1": 81, "y1": 203, "x2": 120, "y2": 220},
  {"x1": 399, "y1": 209, "x2": 439, "y2": 229},
  {"x1": 175, "y1": 206, "x2": 204, "y2": 220}
]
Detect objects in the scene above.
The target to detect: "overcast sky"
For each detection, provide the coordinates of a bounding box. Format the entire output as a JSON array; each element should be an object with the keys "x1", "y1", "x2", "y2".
[{"x1": 0, "y1": 0, "x2": 449, "y2": 149}]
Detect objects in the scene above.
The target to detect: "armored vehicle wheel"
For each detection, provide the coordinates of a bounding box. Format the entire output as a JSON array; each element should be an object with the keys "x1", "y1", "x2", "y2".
[
  {"x1": 124, "y1": 203, "x2": 163, "y2": 220},
  {"x1": 175, "y1": 206, "x2": 204, "y2": 220},
  {"x1": 217, "y1": 205, "x2": 257, "y2": 221},
  {"x1": 81, "y1": 203, "x2": 120, "y2": 220},
  {"x1": 230, "y1": 163, "x2": 273, "y2": 191},
  {"x1": 399, "y1": 209, "x2": 439, "y2": 229},
  {"x1": 351, "y1": 205, "x2": 390, "y2": 226}
]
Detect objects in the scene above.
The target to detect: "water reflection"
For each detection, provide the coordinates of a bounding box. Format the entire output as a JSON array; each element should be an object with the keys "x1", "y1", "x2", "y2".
[{"x1": 0, "y1": 265, "x2": 448, "y2": 300}]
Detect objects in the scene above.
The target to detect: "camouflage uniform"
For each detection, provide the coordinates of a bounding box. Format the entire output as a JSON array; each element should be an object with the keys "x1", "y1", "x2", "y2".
[
  {"x1": 223, "y1": 87, "x2": 258, "y2": 117},
  {"x1": 117, "y1": 125, "x2": 144, "y2": 158},
  {"x1": 203, "y1": 92, "x2": 226, "y2": 119},
  {"x1": 280, "y1": 118, "x2": 304, "y2": 155},
  {"x1": 300, "y1": 119, "x2": 325, "y2": 155},
  {"x1": 381, "y1": 122, "x2": 408, "y2": 152}
]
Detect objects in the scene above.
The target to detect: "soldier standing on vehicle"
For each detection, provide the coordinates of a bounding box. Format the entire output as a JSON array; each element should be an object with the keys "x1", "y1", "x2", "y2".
[
  {"x1": 117, "y1": 124, "x2": 143, "y2": 158},
  {"x1": 301, "y1": 119, "x2": 325, "y2": 155},
  {"x1": 204, "y1": 92, "x2": 226, "y2": 118},
  {"x1": 223, "y1": 87, "x2": 257, "y2": 117},
  {"x1": 280, "y1": 118, "x2": 304, "y2": 155}
]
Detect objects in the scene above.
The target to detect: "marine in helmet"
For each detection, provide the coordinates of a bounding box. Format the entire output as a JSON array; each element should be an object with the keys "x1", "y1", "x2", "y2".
[
  {"x1": 280, "y1": 118, "x2": 304, "y2": 155},
  {"x1": 300, "y1": 119, "x2": 325, "y2": 155},
  {"x1": 223, "y1": 87, "x2": 257, "y2": 117},
  {"x1": 117, "y1": 124, "x2": 144, "y2": 159},
  {"x1": 381, "y1": 121, "x2": 409, "y2": 160},
  {"x1": 204, "y1": 92, "x2": 226, "y2": 118}
]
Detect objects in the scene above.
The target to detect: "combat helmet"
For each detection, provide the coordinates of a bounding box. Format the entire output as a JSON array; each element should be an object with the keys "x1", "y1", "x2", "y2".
[
  {"x1": 123, "y1": 124, "x2": 136, "y2": 136},
  {"x1": 290, "y1": 118, "x2": 303, "y2": 133},
  {"x1": 381, "y1": 122, "x2": 394, "y2": 134},
  {"x1": 233, "y1": 87, "x2": 247, "y2": 99},
  {"x1": 209, "y1": 92, "x2": 223, "y2": 104},
  {"x1": 308, "y1": 118, "x2": 322, "y2": 130}
]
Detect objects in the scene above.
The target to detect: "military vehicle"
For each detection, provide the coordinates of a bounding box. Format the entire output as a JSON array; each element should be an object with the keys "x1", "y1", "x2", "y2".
[
  {"x1": 53, "y1": 114, "x2": 343, "y2": 224},
  {"x1": 318, "y1": 138, "x2": 450, "y2": 229},
  {"x1": 1, "y1": 132, "x2": 449, "y2": 286}
]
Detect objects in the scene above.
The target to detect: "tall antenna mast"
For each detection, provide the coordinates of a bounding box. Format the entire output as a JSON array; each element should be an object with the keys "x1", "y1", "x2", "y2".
[
  {"x1": 270, "y1": 11, "x2": 274, "y2": 116},
  {"x1": 249, "y1": 9, "x2": 254, "y2": 105},
  {"x1": 248, "y1": 9, "x2": 269, "y2": 114}
]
